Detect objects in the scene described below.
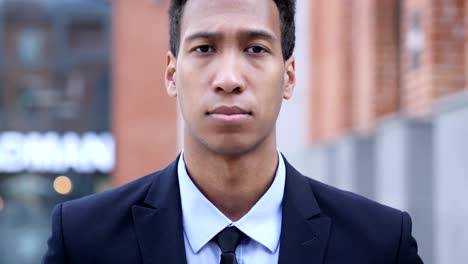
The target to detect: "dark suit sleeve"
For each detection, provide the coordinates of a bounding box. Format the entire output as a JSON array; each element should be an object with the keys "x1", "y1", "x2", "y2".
[
  {"x1": 42, "y1": 203, "x2": 67, "y2": 264},
  {"x1": 397, "y1": 212, "x2": 424, "y2": 264}
]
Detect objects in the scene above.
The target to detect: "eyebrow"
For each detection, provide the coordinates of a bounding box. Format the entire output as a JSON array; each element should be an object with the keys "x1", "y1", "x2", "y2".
[{"x1": 184, "y1": 29, "x2": 277, "y2": 42}]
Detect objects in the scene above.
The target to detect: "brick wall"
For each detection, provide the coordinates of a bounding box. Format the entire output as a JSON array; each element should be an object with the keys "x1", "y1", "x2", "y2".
[
  {"x1": 351, "y1": 0, "x2": 378, "y2": 134},
  {"x1": 310, "y1": 0, "x2": 323, "y2": 143},
  {"x1": 112, "y1": 0, "x2": 178, "y2": 186},
  {"x1": 310, "y1": 0, "x2": 353, "y2": 143},
  {"x1": 374, "y1": 0, "x2": 401, "y2": 118},
  {"x1": 466, "y1": 0, "x2": 468, "y2": 88},
  {"x1": 311, "y1": 0, "x2": 399, "y2": 139},
  {"x1": 401, "y1": 0, "x2": 466, "y2": 116},
  {"x1": 310, "y1": 0, "x2": 466, "y2": 144},
  {"x1": 351, "y1": 0, "x2": 399, "y2": 134}
]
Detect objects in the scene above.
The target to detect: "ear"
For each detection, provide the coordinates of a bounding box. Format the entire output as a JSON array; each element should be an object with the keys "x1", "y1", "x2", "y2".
[
  {"x1": 165, "y1": 51, "x2": 177, "y2": 97},
  {"x1": 283, "y1": 55, "x2": 296, "y2": 100}
]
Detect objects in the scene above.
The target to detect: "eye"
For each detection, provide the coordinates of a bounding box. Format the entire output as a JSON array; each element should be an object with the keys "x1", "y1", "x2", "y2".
[
  {"x1": 246, "y1": 45, "x2": 268, "y2": 54},
  {"x1": 194, "y1": 45, "x2": 215, "y2": 53}
]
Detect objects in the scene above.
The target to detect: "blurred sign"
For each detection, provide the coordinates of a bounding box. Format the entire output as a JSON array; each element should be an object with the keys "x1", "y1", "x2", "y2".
[{"x1": 0, "y1": 132, "x2": 115, "y2": 173}]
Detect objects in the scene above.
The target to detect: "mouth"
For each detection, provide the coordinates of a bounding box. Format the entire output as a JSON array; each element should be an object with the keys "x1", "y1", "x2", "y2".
[
  {"x1": 206, "y1": 106, "x2": 253, "y2": 123},
  {"x1": 207, "y1": 106, "x2": 252, "y2": 116}
]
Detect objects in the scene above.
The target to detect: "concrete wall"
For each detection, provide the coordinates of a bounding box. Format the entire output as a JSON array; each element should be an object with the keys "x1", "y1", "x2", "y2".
[
  {"x1": 305, "y1": 116, "x2": 434, "y2": 263},
  {"x1": 375, "y1": 117, "x2": 433, "y2": 263},
  {"x1": 434, "y1": 92, "x2": 468, "y2": 264},
  {"x1": 334, "y1": 135, "x2": 375, "y2": 199}
]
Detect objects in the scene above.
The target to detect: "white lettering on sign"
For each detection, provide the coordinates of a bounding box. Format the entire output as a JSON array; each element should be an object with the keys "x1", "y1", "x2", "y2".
[{"x1": 0, "y1": 132, "x2": 115, "y2": 173}]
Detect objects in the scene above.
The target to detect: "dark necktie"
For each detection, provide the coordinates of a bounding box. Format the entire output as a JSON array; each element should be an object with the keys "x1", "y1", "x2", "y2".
[{"x1": 214, "y1": 226, "x2": 245, "y2": 264}]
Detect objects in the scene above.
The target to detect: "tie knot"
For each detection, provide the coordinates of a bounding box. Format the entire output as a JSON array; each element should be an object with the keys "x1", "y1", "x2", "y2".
[{"x1": 214, "y1": 226, "x2": 245, "y2": 253}]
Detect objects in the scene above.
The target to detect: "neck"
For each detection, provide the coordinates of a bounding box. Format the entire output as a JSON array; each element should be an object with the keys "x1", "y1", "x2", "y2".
[{"x1": 183, "y1": 136, "x2": 279, "y2": 222}]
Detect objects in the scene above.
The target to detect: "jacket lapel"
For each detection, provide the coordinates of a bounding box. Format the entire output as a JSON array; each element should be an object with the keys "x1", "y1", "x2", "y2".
[
  {"x1": 132, "y1": 158, "x2": 187, "y2": 264},
  {"x1": 278, "y1": 158, "x2": 332, "y2": 264}
]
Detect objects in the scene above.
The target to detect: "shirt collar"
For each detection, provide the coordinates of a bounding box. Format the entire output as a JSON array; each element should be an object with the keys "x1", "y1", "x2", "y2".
[{"x1": 177, "y1": 150, "x2": 285, "y2": 254}]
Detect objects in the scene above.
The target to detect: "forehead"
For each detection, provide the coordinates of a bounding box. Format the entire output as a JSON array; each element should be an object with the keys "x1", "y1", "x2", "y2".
[{"x1": 180, "y1": 0, "x2": 281, "y2": 40}]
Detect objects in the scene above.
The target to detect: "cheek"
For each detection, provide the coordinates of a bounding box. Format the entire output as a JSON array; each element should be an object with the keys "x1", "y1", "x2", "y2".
[
  {"x1": 176, "y1": 87, "x2": 208, "y2": 127},
  {"x1": 176, "y1": 66, "x2": 198, "y2": 108},
  {"x1": 253, "y1": 73, "x2": 284, "y2": 124},
  {"x1": 260, "y1": 67, "x2": 285, "y2": 102}
]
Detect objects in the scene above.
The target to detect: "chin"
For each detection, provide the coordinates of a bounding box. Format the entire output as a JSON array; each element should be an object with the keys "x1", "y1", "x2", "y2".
[
  {"x1": 203, "y1": 135, "x2": 270, "y2": 158},
  {"x1": 208, "y1": 145, "x2": 255, "y2": 157},
  {"x1": 186, "y1": 125, "x2": 275, "y2": 157}
]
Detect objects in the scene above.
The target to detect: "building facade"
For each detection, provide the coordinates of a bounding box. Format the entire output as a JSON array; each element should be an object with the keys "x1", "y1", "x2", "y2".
[
  {"x1": 309, "y1": 1, "x2": 468, "y2": 263},
  {"x1": 0, "y1": 1, "x2": 111, "y2": 263}
]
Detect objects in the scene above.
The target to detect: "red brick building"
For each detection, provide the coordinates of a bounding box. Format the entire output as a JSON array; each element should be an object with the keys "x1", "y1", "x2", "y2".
[
  {"x1": 112, "y1": 0, "x2": 177, "y2": 185},
  {"x1": 310, "y1": 0, "x2": 466, "y2": 141},
  {"x1": 309, "y1": 1, "x2": 467, "y2": 263}
]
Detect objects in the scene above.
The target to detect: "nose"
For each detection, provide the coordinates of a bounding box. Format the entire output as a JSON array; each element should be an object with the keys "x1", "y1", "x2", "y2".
[{"x1": 212, "y1": 52, "x2": 245, "y2": 94}]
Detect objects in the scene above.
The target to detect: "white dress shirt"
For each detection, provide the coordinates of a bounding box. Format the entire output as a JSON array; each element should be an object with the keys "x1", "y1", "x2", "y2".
[{"x1": 177, "y1": 151, "x2": 286, "y2": 264}]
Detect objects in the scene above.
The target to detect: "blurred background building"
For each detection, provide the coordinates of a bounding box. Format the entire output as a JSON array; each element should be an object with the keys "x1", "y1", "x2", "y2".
[
  {"x1": 0, "y1": 0, "x2": 111, "y2": 263},
  {"x1": 0, "y1": 0, "x2": 467, "y2": 263}
]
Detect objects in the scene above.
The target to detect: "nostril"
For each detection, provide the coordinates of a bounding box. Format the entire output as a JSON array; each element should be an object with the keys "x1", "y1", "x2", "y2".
[
  {"x1": 233, "y1": 87, "x2": 242, "y2": 94},
  {"x1": 214, "y1": 86, "x2": 242, "y2": 94}
]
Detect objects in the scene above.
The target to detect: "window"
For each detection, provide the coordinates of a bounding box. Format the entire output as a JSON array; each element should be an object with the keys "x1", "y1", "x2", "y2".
[
  {"x1": 406, "y1": 13, "x2": 424, "y2": 70},
  {"x1": 17, "y1": 28, "x2": 44, "y2": 67}
]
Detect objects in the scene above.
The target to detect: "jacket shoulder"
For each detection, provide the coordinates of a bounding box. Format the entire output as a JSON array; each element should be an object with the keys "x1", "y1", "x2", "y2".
[
  {"x1": 62, "y1": 171, "x2": 156, "y2": 215},
  {"x1": 304, "y1": 176, "x2": 407, "y2": 260},
  {"x1": 306, "y1": 176, "x2": 403, "y2": 218},
  {"x1": 305, "y1": 177, "x2": 422, "y2": 263}
]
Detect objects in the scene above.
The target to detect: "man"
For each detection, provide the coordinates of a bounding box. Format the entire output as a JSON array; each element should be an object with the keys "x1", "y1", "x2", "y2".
[{"x1": 43, "y1": 0, "x2": 423, "y2": 263}]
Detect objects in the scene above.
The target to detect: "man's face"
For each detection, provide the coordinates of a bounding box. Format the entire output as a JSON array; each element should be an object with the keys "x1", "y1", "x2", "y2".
[{"x1": 166, "y1": 0, "x2": 295, "y2": 156}]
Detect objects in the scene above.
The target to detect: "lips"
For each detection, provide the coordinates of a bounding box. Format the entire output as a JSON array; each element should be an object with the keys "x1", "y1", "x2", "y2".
[
  {"x1": 207, "y1": 106, "x2": 252, "y2": 116},
  {"x1": 206, "y1": 106, "x2": 253, "y2": 123}
]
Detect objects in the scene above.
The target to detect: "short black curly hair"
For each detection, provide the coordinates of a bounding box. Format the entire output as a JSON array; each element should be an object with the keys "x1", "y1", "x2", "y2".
[{"x1": 168, "y1": 0, "x2": 296, "y2": 60}]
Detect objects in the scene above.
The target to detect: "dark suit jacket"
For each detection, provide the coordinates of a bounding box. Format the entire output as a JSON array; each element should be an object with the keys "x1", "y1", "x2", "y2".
[{"x1": 43, "y1": 156, "x2": 423, "y2": 263}]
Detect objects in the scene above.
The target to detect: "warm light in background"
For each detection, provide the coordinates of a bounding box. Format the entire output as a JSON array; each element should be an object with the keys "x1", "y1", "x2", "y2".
[
  {"x1": 53, "y1": 176, "x2": 73, "y2": 195},
  {"x1": 0, "y1": 196, "x2": 4, "y2": 211}
]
